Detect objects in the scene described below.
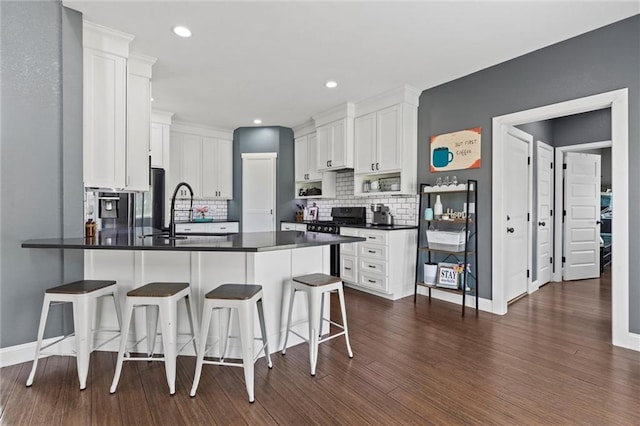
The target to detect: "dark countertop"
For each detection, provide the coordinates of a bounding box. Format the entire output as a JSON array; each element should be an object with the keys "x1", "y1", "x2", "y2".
[
  {"x1": 282, "y1": 221, "x2": 418, "y2": 231},
  {"x1": 22, "y1": 227, "x2": 365, "y2": 253},
  {"x1": 175, "y1": 219, "x2": 239, "y2": 224}
]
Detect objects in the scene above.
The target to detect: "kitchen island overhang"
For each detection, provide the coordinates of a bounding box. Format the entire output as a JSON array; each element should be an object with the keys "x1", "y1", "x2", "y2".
[{"x1": 23, "y1": 229, "x2": 365, "y2": 359}]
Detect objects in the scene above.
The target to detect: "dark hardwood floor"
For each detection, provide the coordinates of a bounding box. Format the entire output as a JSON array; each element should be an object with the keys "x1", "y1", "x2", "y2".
[{"x1": 2, "y1": 268, "x2": 638, "y2": 425}]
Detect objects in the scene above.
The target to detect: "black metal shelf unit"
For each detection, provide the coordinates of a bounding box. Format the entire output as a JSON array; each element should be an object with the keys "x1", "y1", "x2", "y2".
[{"x1": 413, "y1": 180, "x2": 478, "y2": 316}]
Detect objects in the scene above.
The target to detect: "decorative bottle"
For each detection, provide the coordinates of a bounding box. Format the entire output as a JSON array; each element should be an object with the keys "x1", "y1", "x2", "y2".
[{"x1": 433, "y1": 195, "x2": 443, "y2": 218}]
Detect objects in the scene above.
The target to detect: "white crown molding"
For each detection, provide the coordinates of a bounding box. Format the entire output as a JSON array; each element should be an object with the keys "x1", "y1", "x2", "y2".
[
  {"x1": 312, "y1": 102, "x2": 355, "y2": 127},
  {"x1": 128, "y1": 53, "x2": 157, "y2": 78},
  {"x1": 83, "y1": 20, "x2": 134, "y2": 57},
  {"x1": 355, "y1": 84, "x2": 421, "y2": 117},
  {"x1": 171, "y1": 120, "x2": 234, "y2": 139},
  {"x1": 152, "y1": 110, "x2": 174, "y2": 125},
  {"x1": 292, "y1": 119, "x2": 316, "y2": 137}
]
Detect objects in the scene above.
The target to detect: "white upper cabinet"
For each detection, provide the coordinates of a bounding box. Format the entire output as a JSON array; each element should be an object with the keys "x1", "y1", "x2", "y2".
[
  {"x1": 352, "y1": 86, "x2": 420, "y2": 196},
  {"x1": 83, "y1": 21, "x2": 157, "y2": 191},
  {"x1": 314, "y1": 103, "x2": 355, "y2": 171},
  {"x1": 150, "y1": 111, "x2": 173, "y2": 169},
  {"x1": 355, "y1": 104, "x2": 401, "y2": 174},
  {"x1": 169, "y1": 132, "x2": 202, "y2": 198},
  {"x1": 202, "y1": 137, "x2": 233, "y2": 199},
  {"x1": 294, "y1": 133, "x2": 321, "y2": 182},
  {"x1": 169, "y1": 123, "x2": 233, "y2": 200},
  {"x1": 126, "y1": 53, "x2": 156, "y2": 191},
  {"x1": 83, "y1": 22, "x2": 132, "y2": 189}
]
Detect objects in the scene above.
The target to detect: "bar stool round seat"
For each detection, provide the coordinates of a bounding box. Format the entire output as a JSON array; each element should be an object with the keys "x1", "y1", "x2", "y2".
[
  {"x1": 110, "y1": 282, "x2": 197, "y2": 395},
  {"x1": 191, "y1": 284, "x2": 272, "y2": 403},
  {"x1": 27, "y1": 280, "x2": 122, "y2": 390},
  {"x1": 281, "y1": 273, "x2": 353, "y2": 376}
]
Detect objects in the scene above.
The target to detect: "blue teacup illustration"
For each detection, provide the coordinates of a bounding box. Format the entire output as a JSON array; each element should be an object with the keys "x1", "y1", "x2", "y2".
[{"x1": 433, "y1": 147, "x2": 454, "y2": 168}]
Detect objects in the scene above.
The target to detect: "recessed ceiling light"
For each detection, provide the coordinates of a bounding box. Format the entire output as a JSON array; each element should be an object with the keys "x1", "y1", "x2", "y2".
[
  {"x1": 172, "y1": 26, "x2": 192, "y2": 38},
  {"x1": 325, "y1": 80, "x2": 338, "y2": 88},
  {"x1": 253, "y1": 119, "x2": 262, "y2": 125},
  {"x1": 150, "y1": 97, "x2": 154, "y2": 102}
]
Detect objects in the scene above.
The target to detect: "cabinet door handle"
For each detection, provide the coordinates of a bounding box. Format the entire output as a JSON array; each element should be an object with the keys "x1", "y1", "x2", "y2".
[
  {"x1": 345, "y1": 267, "x2": 352, "y2": 271},
  {"x1": 538, "y1": 221, "x2": 546, "y2": 226},
  {"x1": 376, "y1": 163, "x2": 379, "y2": 170},
  {"x1": 368, "y1": 237, "x2": 377, "y2": 240},
  {"x1": 368, "y1": 265, "x2": 376, "y2": 269},
  {"x1": 327, "y1": 160, "x2": 330, "y2": 167},
  {"x1": 507, "y1": 227, "x2": 515, "y2": 233},
  {"x1": 371, "y1": 163, "x2": 374, "y2": 171},
  {"x1": 368, "y1": 250, "x2": 376, "y2": 253},
  {"x1": 368, "y1": 279, "x2": 376, "y2": 284}
]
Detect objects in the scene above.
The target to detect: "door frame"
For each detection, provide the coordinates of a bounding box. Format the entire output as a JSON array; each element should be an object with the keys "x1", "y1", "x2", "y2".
[
  {"x1": 492, "y1": 88, "x2": 634, "y2": 351},
  {"x1": 535, "y1": 140, "x2": 554, "y2": 290},
  {"x1": 241, "y1": 152, "x2": 277, "y2": 232},
  {"x1": 553, "y1": 141, "x2": 611, "y2": 283}
]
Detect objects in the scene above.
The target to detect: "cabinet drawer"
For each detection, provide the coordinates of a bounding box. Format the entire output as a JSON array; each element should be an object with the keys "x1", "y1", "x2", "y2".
[
  {"x1": 175, "y1": 223, "x2": 208, "y2": 233},
  {"x1": 359, "y1": 229, "x2": 388, "y2": 245},
  {"x1": 340, "y1": 255, "x2": 357, "y2": 283},
  {"x1": 340, "y1": 227, "x2": 360, "y2": 255},
  {"x1": 360, "y1": 259, "x2": 387, "y2": 276},
  {"x1": 209, "y1": 222, "x2": 238, "y2": 233},
  {"x1": 359, "y1": 272, "x2": 388, "y2": 292},
  {"x1": 359, "y1": 244, "x2": 387, "y2": 260}
]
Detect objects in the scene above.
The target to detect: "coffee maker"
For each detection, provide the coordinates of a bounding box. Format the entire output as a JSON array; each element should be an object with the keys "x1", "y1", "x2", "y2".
[{"x1": 371, "y1": 203, "x2": 394, "y2": 225}]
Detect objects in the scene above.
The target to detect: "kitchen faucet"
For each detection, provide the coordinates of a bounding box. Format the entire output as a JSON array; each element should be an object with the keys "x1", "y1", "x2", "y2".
[{"x1": 168, "y1": 182, "x2": 194, "y2": 239}]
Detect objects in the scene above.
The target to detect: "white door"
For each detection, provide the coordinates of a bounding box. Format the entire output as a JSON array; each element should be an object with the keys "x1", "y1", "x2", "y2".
[
  {"x1": 306, "y1": 133, "x2": 321, "y2": 181},
  {"x1": 377, "y1": 104, "x2": 402, "y2": 172},
  {"x1": 563, "y1": 152, "x2": 601, "y2": 280},
  {"x1": 354, "y1": 112, "x2": 376, "y2": 173},
  {"x1": 242, "y1": 153, "x2": 276, "y2": 232},
  {"x1": 504, "y1": 127, "x2": 531, "y2": 302},
  {"x1": 331, "y1": 119, "x2": 346, "y2": 168},
  {"x1": 217, "y1": 139, "x2": 234, "y2": 199},
  {"x1": 294, "y1": 136, "x2": 308, "y2": 181},
  {"x1": 536, "y1": 141, "x2": 554, "y2": 286}
]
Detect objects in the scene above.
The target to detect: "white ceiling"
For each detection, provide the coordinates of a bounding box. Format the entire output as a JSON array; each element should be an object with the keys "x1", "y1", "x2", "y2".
[{"x1": 64, "y1": 1, "x2": 639, "y2": 131}]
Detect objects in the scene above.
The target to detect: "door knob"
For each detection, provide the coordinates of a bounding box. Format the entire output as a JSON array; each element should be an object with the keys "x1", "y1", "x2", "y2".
[
  {"x1": 596, "y1": 220, "x2": 601, "y2": 225},
  {"x1": 507, "y1": 227, "x2": 515, "y2": 233},
  {"x1": 538, "y1": 221, "x2": 546, "y2": 226}
]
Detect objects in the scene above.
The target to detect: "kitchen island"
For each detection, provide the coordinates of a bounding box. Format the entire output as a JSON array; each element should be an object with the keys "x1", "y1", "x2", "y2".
[{"x1": 23, "y1": 228, "x2": 364, "y2": 358}]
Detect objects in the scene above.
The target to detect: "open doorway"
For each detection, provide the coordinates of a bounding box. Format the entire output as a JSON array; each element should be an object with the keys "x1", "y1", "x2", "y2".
[
  {"x1": 554, "y1": 142, "x2": 612, "y2": 283},
  {"x1": 492, "y1": 89, "x2": 634, "y2": 350}
]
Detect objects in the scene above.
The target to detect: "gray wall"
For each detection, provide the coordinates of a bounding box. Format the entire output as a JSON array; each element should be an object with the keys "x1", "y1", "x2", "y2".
[
  {"x1": 553, "y1": 109, "x2": 612, "y2": 147},
  {"x1": 227, "y1": 126, "x2": 297, "y2": 229},
  {"x1": 417, "y1": 15, "x2": 639, "y2": 332},
  {"x1": 0, "y1": 1, "x2": 84, "y2": 348}
]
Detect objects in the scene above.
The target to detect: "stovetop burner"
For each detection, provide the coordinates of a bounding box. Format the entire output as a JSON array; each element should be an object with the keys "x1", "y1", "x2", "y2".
[{"x1": 304, "y1": 207, "x2": 366, "y2": 234}]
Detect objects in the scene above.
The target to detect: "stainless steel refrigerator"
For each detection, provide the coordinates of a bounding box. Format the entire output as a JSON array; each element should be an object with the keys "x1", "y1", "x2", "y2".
[
  {"x1": 136, "y1": 168, "x2": 165, "y2": 230},
  {"x1": 97, "y1": 168, "x2": 165, "y2": 230}
]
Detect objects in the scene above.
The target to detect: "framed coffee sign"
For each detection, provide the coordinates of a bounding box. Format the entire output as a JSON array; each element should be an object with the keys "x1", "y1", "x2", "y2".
[{"x1": 430, "y1": 127, "x2": 481, "y2": 172}]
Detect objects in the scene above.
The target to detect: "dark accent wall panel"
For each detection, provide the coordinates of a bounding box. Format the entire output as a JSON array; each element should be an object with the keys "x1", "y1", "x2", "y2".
[
  {"x1": 0, "y1": 1, "x2": 83, "y2": 348},
  {"x1": 417, "y1": 15, "x2": 639, "y2": 332},
  {"x1": 228, "y1": 126, "x2": 296, "y2": 230}
]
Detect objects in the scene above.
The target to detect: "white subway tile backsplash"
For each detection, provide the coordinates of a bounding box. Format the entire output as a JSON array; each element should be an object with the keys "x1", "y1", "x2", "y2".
[
  {"x1": 309, "y1": 170, "x2": 418, "y2": 226},
  {"x1": 174, "y1": 199, "x2": 228, "y2": 221}
]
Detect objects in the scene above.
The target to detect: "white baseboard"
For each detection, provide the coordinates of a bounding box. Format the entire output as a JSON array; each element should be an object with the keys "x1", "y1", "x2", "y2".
[
  {"x1": 615, "y1": 331, "x2": 640, "y2": 352},
  {"x1": 416, "y1": 287, "x2": 493, "y2": 313},
  {"x1": 0, "y1": 336, "x2": 75, "y2": 368}
]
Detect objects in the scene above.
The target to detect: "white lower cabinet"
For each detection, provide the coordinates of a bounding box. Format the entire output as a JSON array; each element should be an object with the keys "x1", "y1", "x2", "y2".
[
  {"x1": 340, "y1": 227, "x2": 417, "y2": 300},
  {"x1": 340, "y1": 255, "x2": 357, "y2": 283},
  {"x1": 281, "y1": 222, "x2": 307, "y2": 231},
  {"x1": 175, "y1": 222, "x2": 238, "y2": 234}
]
